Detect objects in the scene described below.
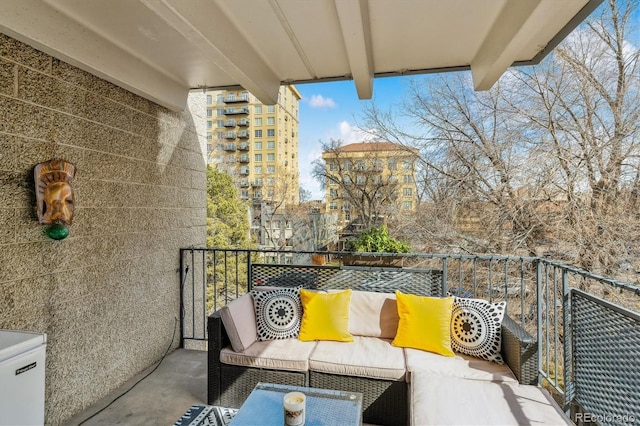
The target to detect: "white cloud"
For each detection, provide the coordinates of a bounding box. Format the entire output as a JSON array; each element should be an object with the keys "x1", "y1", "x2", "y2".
[
  {"x1": 308, "y1": 94, "x2": 337, "y2": 109},
  {"x1": 337, "y1": 121, "x2": 379, "y2": 143}
]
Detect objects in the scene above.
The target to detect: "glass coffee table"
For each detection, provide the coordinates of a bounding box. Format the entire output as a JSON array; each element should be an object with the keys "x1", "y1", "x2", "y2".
[{"x1": 230, "y1": 382, "x2": 363, "y2": 425}]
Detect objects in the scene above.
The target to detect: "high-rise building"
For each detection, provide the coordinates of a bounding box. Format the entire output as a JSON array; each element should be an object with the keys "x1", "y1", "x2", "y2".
[
  {"x1": 206, "y1": 85, "x2": 301, "y2": 206},
  {"x1": 322, "y1": 141, "x2": 419, "y2": 228}
]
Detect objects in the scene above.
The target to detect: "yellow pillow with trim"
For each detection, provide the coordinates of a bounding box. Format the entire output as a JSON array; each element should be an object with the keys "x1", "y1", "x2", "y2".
[
  {"x1": 392, "y1": 291, "x2": 455, "y2": 357},
  {"x1": 298, "y1": 289, "x2": 354, "y2": 342}
]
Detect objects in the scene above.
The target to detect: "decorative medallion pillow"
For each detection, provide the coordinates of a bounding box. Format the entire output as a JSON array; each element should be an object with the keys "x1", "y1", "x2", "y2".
[
  {"x1": 450, "y1": 297, "x2": 506, "y2": 364},
  {"x1": 251, "y1": 287, "x2": 302, "y2": 341}
]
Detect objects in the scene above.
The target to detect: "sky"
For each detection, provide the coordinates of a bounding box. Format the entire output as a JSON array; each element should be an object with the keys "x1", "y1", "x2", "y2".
[{"x1": 295, "y1": 77, "x2": 412, "y2": 199}]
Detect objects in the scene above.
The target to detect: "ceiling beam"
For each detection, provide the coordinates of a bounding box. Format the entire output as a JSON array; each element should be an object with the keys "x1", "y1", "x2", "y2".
[
  {"x1": 470, "y1": 0, "x2": 542, "y2": 91},
  {"x1": 334, "y1": 0, "x2": 374, "y2": 99},
  {"x1": 141, "y1": 0, "x2": 281, "y2": 104},
  {"x1": 0, "y1": 0, "x2": 188, "y2": 111}
]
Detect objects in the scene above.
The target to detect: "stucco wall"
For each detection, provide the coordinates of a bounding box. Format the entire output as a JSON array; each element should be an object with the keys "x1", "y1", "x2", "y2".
[{"x1": 0, "y1": 33, "x2": 207, "y2": 425}]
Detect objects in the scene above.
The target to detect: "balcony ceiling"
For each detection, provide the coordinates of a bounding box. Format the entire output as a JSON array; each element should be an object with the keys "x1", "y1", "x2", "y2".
[{"x1": 0, "y1": 0, "x2": 601, "y2": 111}]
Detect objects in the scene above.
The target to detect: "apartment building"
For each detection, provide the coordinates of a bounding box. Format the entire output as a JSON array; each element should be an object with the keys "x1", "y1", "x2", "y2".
[
  {"x1": 206, "y1": 85, "x2": 301, "y2": 206},
  {"x1": 322, "y1": 141, "x2": 419, "y2": 228}
]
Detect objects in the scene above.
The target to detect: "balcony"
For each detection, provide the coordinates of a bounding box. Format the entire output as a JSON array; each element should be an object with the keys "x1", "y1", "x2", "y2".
[
  {"x1": 224, "y1": 119, "x2": 236, "y2": 127},
  {"x1": 224, "y1": 132, "x2": 237, "y2": 140},
  {"x1": 224, "y1": 94, "x2": 249, "y2": 103},
  {"x1": 239, "y1": 167, "x2": 249, "y2": 175},
  {"x1": 175, "y1": 247, "x2": 640, "y2": 426},
  {"x1": 239, "y1": 179, "x2": 249, "y2": 187},
  {"x1": 224, "y1": 107, "x2": 249, "y2": 115},
  {"x1": 238, "y1": 154, "x2": 250, "y2": 163},
  {"x1": 238, "y1": 118, "x2": 250, "y2": 127},
  {"x1": 237, "y1": 130, "x2": 249, "y2": 139},
  {"x1": 238, "y1": 142, "x2": 249, "y2": 151},
  {"x1": 223, "y1": 143, "x2": 236, "y2": 151}
]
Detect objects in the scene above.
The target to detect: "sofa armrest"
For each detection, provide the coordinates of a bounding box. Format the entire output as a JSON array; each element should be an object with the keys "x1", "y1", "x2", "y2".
[
  {"x1": 501, "y1": 315, "x2": 538, "y2": 385},
  {"x1": 207, "y1": 310, "x2": 230, "y2": 405}
]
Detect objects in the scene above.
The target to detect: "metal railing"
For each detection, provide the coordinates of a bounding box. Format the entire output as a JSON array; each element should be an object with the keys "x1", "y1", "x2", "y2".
[{"x1": 180, "y1": 248, "x2": 640, "y2": 421}]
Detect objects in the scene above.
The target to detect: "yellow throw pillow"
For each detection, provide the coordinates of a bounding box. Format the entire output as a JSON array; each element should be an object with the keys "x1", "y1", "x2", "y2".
[
  {"x1": 298, "y1": 289, "x2": 354, "y2": 342},
  {"x1": 392, "y1": 291, "x2": 455, "y2": 357}
]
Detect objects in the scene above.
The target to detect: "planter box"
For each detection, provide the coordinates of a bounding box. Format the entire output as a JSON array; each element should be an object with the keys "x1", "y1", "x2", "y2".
[
  {"x1": 342, "y1": 254, "x2": 404, "y2": 268},
  {"x1": 311, "y1": 254, "x2": 326, "y2": 265}
]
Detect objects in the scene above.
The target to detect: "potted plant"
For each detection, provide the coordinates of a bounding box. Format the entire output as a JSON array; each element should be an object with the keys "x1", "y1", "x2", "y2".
[{"x1": 343, "y1": 226, "x2": 410, "y2": 267}]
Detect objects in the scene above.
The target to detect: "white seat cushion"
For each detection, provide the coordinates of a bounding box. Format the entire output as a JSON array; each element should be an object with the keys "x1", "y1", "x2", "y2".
[
  {"x1": 309, "y1": 336, "x2": 406, "y2": 380},
  {"x1": 220, "y1": 339, "x2": 317, "y2": 372},
  {"x1": 404, "y1": 348, "x2": 516, "y2": 383},
  {"x1": 410, "y1": 372, "x2": 570, "y2": 425}
]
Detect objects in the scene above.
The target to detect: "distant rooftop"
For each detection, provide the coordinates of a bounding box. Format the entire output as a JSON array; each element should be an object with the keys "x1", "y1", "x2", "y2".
[{"x1": 333, "y1": 141, "x2": 418, "y2": 154}]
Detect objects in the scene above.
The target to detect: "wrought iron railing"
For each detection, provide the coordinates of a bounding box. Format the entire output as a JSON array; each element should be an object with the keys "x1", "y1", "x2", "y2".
[{"x1": 180, "y1": 248, "x2": 640, "y2": 423}]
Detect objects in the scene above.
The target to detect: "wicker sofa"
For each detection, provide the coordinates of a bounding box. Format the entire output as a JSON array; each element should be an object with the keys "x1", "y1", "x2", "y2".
[{"x1": 206, "y1": 286, "x2": 568, "y2": 425}]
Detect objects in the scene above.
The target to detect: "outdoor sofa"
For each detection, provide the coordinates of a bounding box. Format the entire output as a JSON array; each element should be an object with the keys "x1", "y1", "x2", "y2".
[{"x1": 207, "y1": 287, "x2": 568, "y2": 425}]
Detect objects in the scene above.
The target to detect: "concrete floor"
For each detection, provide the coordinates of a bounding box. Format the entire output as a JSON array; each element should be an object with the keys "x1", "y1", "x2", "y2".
[{"x1": 64, "y1": 349, "x2": 207, "y2": 426}]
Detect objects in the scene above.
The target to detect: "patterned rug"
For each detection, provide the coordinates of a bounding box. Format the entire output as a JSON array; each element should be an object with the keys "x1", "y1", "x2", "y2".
[{"x1": 173, "y1": 405, "x2": 238, "y2": 426}]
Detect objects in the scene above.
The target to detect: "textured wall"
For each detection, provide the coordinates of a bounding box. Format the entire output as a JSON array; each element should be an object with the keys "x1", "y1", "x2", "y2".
[{"x1": 0, "y1": 33, "x2": 207, "y2": 425}]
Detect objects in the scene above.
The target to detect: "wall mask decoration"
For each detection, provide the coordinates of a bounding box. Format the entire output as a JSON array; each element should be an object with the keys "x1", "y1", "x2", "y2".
[{"x1": 34, "y1": 159, "x2": 76, "y2": 240}]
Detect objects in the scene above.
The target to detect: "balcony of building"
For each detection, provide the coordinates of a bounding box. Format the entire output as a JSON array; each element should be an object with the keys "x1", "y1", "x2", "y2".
[
  {"x1": 224, "y1": 107, "x2": 250, "y2": 115},
  {"x1": 224, "y1": 94, "x2": 249, "y2": 103},
  {"x1": 223, "y1": 119, "x2": 236, "y2": 127},
  {"x1": 223, "y1": 142, "x2": 236, "y2": 151},
  {"x1": 237, "y1": 130, "x2": 250, "y2": 139},
  {"x1": 224, "y1": 131, "x2": 237, "y2": 140},
  {"x1": 238, "y1": 142, "x2": 249, "y2": 151},
  {"x1": 238, "y1": 118, "x2": 250, "y2": 127},
  {"x1": 239, "y1": 166, "x2": 250, "y2": 175},
  {"x1": 68, "y1": 248, "x2": 640, "y2": 424},
  {"x1": 238, "y1": 154, "x2": 250, "y2": 163}
]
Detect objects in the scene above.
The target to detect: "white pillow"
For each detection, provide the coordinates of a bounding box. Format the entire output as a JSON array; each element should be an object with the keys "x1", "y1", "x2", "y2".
[{"x1": 450, "y1": 297, "x2": 506, "y2": 364}]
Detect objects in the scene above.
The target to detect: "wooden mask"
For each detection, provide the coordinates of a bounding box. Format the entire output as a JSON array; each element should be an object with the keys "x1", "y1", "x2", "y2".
[{"x1": 35, "y1": 159, "x2": 76, "y2": 225}]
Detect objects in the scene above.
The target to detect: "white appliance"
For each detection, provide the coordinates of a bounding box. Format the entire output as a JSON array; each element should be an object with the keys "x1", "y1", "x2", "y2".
[{"x1": 0, "y1": 330, "x2": 47, "y2": 426}]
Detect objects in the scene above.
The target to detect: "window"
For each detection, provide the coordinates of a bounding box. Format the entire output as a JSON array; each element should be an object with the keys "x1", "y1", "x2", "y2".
[
  {"x1": 356, "y1": 160, "x2": 365, "y2": 171},
  {"x1": 329, "y1": 161, "x2": 338, "y2": 171},
  {"x1": 241, "y1": 91, "x2": 249, "y2": 101},
  {"x1": 356, "y1": 175, "x2": 366, "y2": 184},
  {"x1": 403, "y1": 174, "x2": 413, "y2": 183},
  {"x1": 343, "y1": 175, "x2": 352, "y2": 184},
  {"x1": 403, "y1": 201, "x2": 413, "y2": 210},
  {"x1": 267, "y1": 189, "x2": 275, "y2": 198},
  {"x1": 329, "y1": 189, "x2": 338, "y2": 198},
  {"x1": 255, "y1": 129, "x2": 262, "y2": 138},
  {"x1": 329, "y1": 201, "x2": 338, "y2": 210},
  {"x1": 388, "y1": 159, "x2": 397, "y2": 170},
  {"x1": 217, "y1": 120, "x2": 224, "y2": 128},
  {"x1": 343, "y1": 201, "x2": 351, "y2": 210},
  {"x1": 255, "y1": 105, "x2": 262, "y2": 114},
  {"x1": 254, "y1": 141, "x2": 262, "y2": 150},
  {"x1": 267, "y1": 117, "x2": 275, "y2": 125},
  {"x1": 254, "y1": 117, "x2": 262, "y2": 126},
  {"x1": 403, "y1": 187, "x2": 413, "y2": 196},
  {"x1": 206, "y1": 95, "x2": 212, "y2": 104},
  {"x1": 266, "y1": 177, "x2": 275, "y2": 186},
  {"x1": 206, "y1": 134, "x2": 212, "y2": 140},
  {"x1": 403, "y1": 160, "x2": 413, "y2": 170},
  {"x1": 254, "y1": 165, "x2": 262, "y2": 174},
  {"x1": 267, "y1": 129, "x2": 275, "y2": 137},
  {"x1": 267, "y1": 165, "x2": 275, "y2": 174},
  {"x1": 217, "y1": 108, "x2": 224, "y2": 116},
  {"x1": 207, "y1": 109, "x2": 212, "y2": 117},
  {"x1": 267, "y1": 105, "x2": 275, "y2": 113},
  {"x1": 267, "y1": 153, "x2": 275, "y2": 162},
  {"x1": 345, "y1": 212, "x2": 351, "y2": 222},
  {"x1": 216, "y1": 132, "x2": 224, "y2": 139},
  {"x1": 216, "y1": 94, "x2": 223, "y2": 104},
  {"x1": 343, "y1": 161, "x2": 352, "y2": 171},
  {"x1": 207, "y1": 121, "x2": 212, "y2": 129},
  {"x1": 255, "y1": 153, "x2": 263, "y2": 162},
  {"x1": 267, "y1": 141, "x2": 275, "y2": 149}
]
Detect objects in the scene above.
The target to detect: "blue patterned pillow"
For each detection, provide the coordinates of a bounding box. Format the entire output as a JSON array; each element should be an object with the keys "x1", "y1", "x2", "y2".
[
  {"x1": 450, "y1": 297, "x2": 506, "y2": 364},
  {"x1": 251, "y1": 287, "x2": 302, "y2": 341}
]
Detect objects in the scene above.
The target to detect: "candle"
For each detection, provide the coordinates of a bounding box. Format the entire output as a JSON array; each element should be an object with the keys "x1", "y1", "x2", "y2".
[{"x1": 283, "y1": 391, "x2": 306, "y2": 425}]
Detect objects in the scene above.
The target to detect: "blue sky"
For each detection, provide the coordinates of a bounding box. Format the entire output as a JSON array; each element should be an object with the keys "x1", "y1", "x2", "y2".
[{"x1": 295, "y1": 77, "x2": 411, "y2": 199}]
